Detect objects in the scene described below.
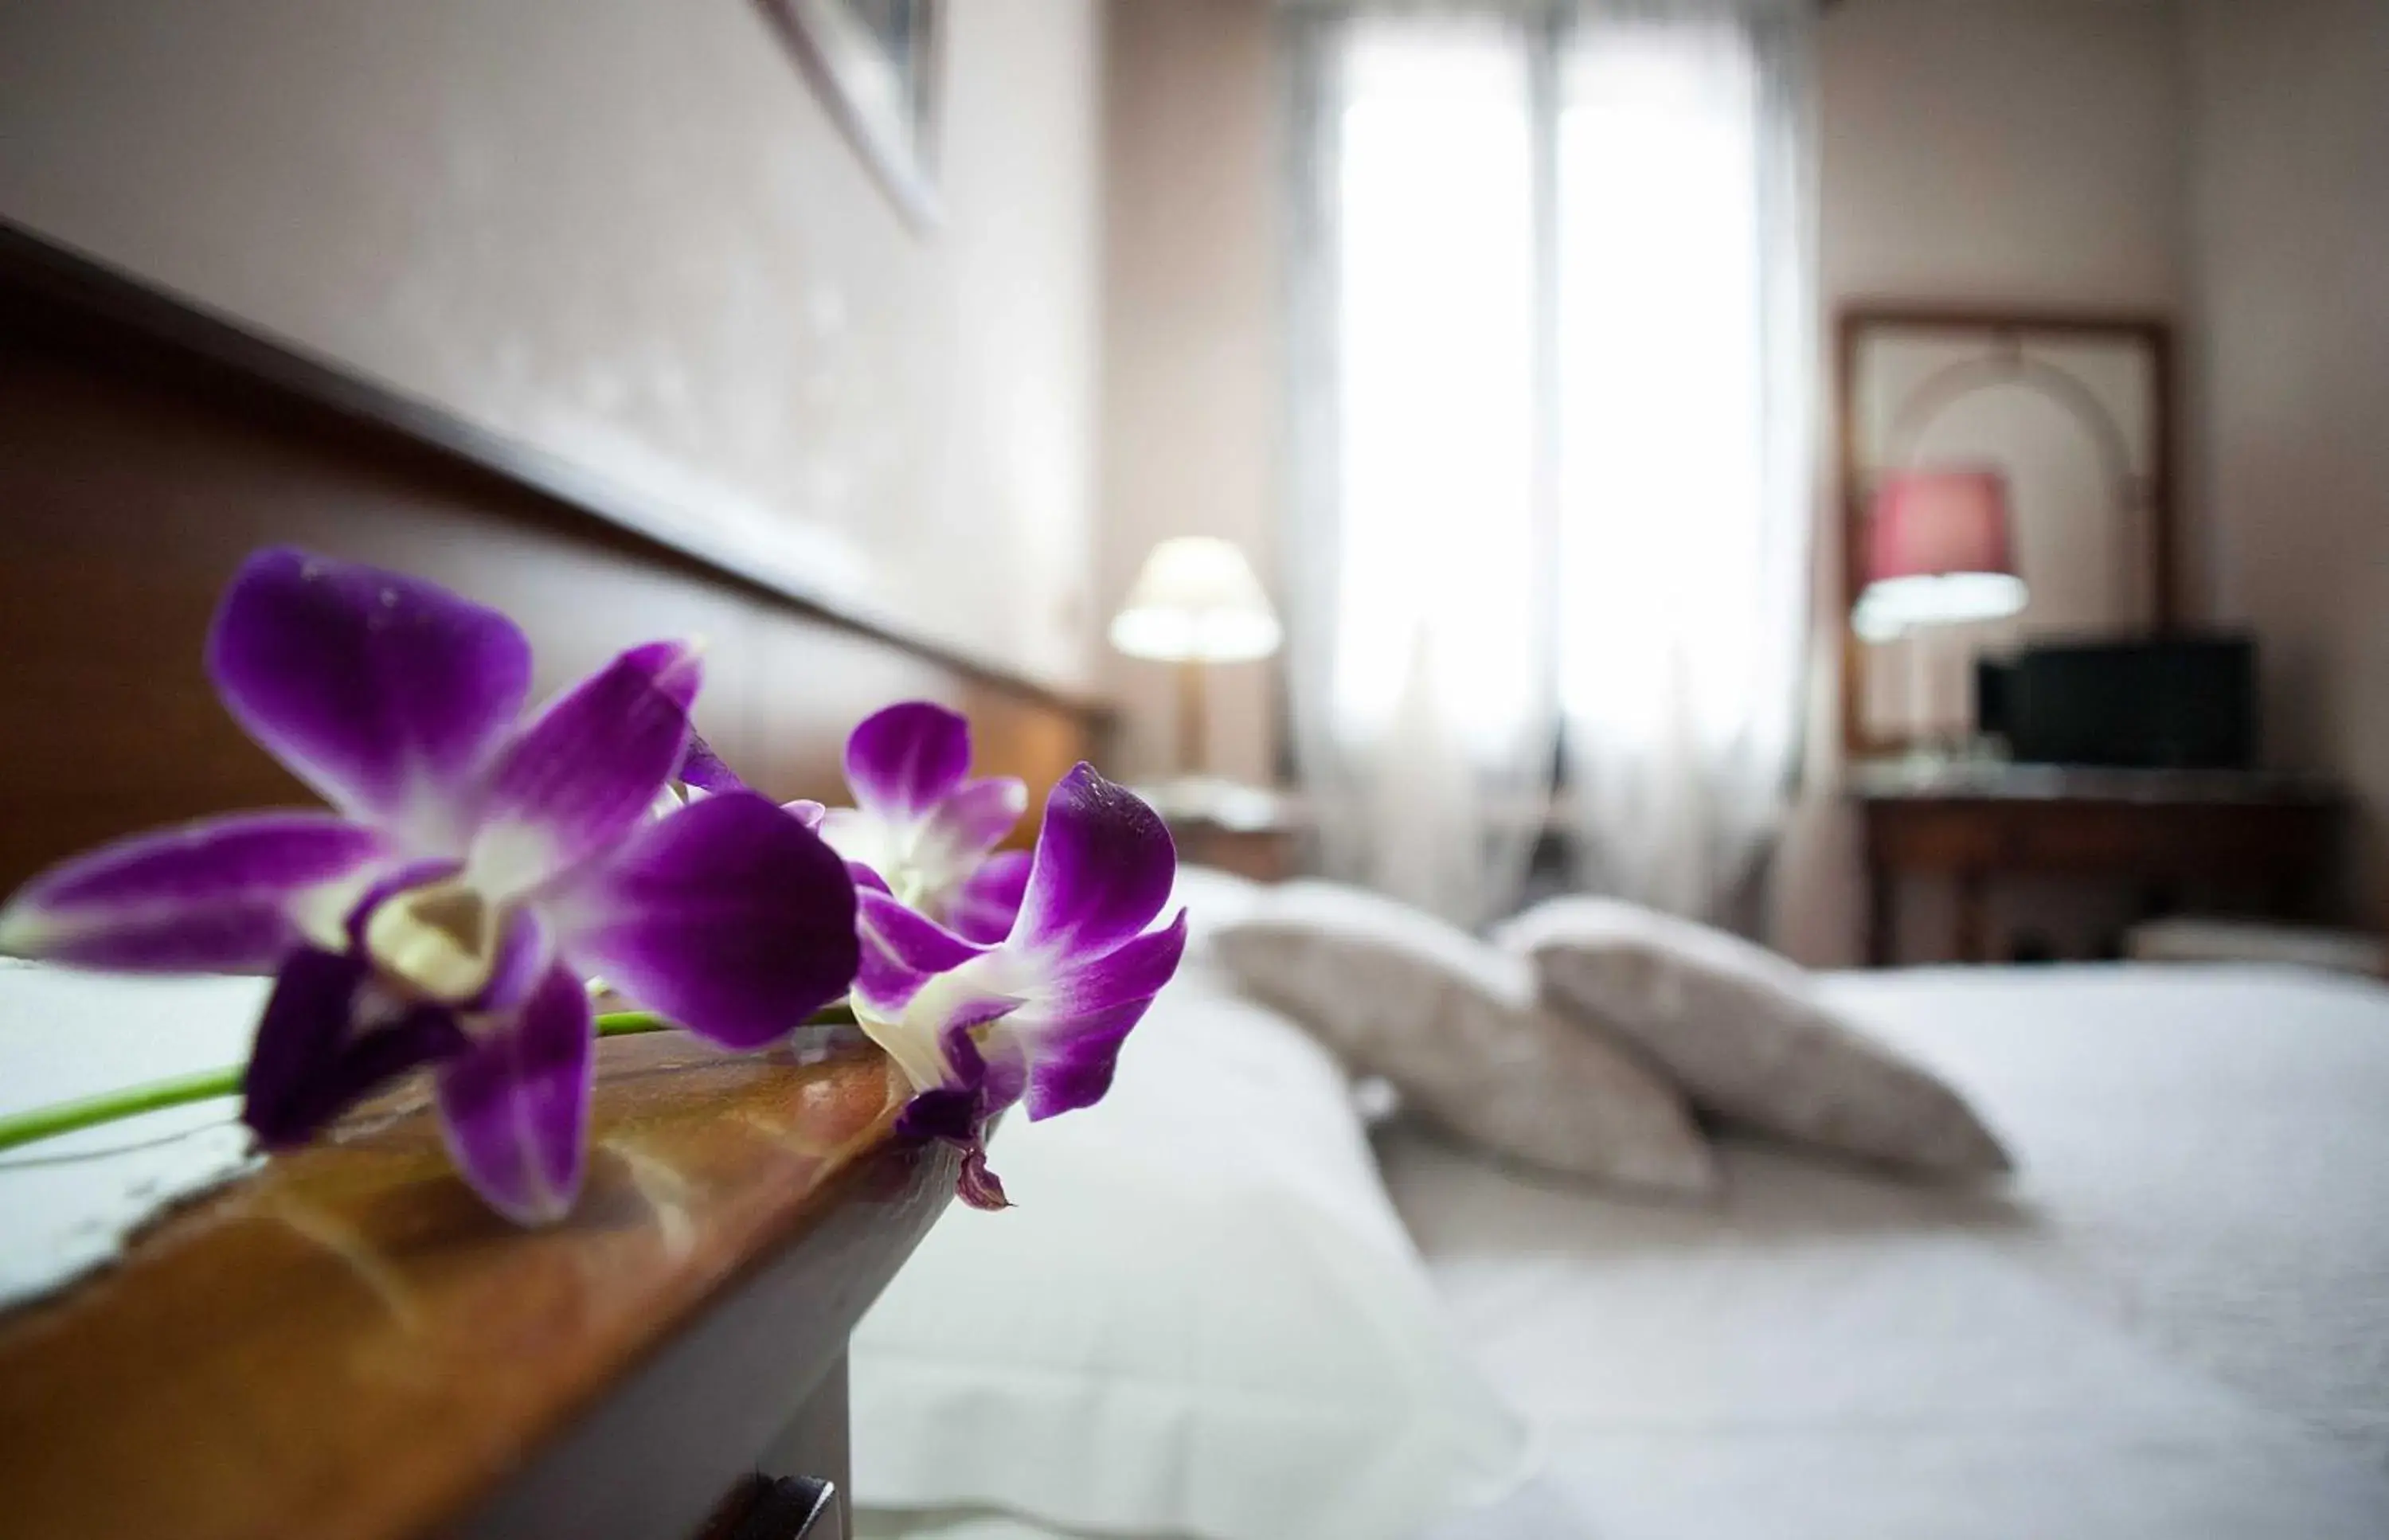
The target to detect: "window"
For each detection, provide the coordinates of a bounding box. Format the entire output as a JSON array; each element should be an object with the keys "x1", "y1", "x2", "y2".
[{"x1": 1288, "y1": 6, "x2": 1812, "y2": 920}]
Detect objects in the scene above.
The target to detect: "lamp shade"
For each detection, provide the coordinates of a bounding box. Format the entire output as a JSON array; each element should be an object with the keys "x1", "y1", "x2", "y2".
[
  {"x1": 1853, "y1": 467, "x2": 2028, "y2": 641},
  {"x1": 1108, "y1": 537, "x2": 1282, "y2": 663}
]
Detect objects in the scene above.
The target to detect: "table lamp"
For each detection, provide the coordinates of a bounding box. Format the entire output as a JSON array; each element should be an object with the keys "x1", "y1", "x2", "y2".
[
  {"x1": 1108, "y1": 536, "x2": 1281, "y2": 784},
  {"x1": 1854, "y1": 467, "x2": 2027, "y2": 753}
]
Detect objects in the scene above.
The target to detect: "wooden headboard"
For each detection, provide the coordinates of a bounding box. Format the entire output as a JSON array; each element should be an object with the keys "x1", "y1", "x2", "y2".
[{"x1": 0, "y1": 226, "x2": 1111, "y2": 893}]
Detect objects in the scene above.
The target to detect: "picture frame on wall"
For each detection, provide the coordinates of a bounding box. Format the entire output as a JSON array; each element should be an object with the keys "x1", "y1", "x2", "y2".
[{"x1": 757, "y1": 0, "x2": 944, "y2": 231}]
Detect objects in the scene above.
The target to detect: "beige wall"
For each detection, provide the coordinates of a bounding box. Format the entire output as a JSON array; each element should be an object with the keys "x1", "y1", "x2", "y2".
[
  {"x1": 0, "y1": 0, "x2": 1104, "y2": 693},
  {"x1": 1097, "y1": 0, "x2": 1283, "y2": 784},
  {"x1": 2187, "y1": 0, "x2": 2389, "y2": 922},
  {"x1": 1772, "y1": 0, "x2": 2192, "y2": 964},
  {"x1": 1816, "y1": 0, "x2": 2188, "y2": 311}
]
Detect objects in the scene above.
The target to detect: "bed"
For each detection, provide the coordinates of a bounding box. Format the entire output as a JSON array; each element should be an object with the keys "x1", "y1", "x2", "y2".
[
  {"x1": 850, "y1": 934, "x2": 2389, "y2": 1539},
  {"x1": 1387, "y1": 964, "x2": 2389, "y2": 1538}
]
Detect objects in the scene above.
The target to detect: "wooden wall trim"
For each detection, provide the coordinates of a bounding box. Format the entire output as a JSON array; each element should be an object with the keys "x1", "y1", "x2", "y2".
[{"x1": 0, "y1": 218, "x2": 1108, "y2": 726}]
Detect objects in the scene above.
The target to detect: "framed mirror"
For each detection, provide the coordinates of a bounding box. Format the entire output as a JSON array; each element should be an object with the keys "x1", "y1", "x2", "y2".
[{"x1": 1836, "y1": 307, "x2": 2176, "y2": 756}]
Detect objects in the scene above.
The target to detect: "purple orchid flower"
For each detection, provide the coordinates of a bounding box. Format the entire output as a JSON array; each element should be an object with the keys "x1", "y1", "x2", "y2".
[
  {"x1": 815, "y1": 702, "x2": 1034, "y2": 944},
  {"x1": 850, "y1": 764, "x2": 1187, "y2": 1209},
  {"x1": 0, "y1": 549, "x2": 858, "y2": 1224}
]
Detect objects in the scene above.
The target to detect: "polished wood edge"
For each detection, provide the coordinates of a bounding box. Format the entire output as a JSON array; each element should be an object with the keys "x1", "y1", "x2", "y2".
[
  {"x1": 0, "y1": 217, "x2": 1111, "y2": 729},
  {"x1": 1848, "y1": 783, "x2": 2349, "y2": 811},
  {"x1": 0, "y1": 1037, "x2": 949, "y2": 1540},
  {"x1": 1836, "y1": 301, "x2": 2174, "y2": 338},
  {"x1": 1833, "y1": 299, "x2": 2180, "y2": 760}
]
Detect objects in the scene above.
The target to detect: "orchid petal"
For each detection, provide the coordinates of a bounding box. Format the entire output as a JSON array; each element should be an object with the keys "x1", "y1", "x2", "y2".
[
  {"x1": 784, "y1": 799, "x2": 827, "y2": 831},
  {"x1": 467, "y1": 639, "x2": 702, "y2": 898},
  {"x1": 1022, "y1": 999, "x2": 1154, "y2": 1122},
  {"x1": 241, "y1": 948, "x2": 467, "y2": 1147},
  {"x1": 1044, "y1": 909, "x2": 1189, "y2": 1017},
  {"x1": 546, "y1": 792, "x2": 857, "y2": 1050},
  {"x1": 844, "y1": 702, "x2": 970, "y2": 823},
  {"x1": 678, "y1": 730, "x2": 747, "y2": 795},
  {"x1": 473, "y1": 906, "x2": 555, "y2": 1014},
  {"x1": 433, "y1": 963, "x2": 593, "y2": 1225},
  {"x1": 815, "y1": 806, "x2": 897, "y2": 878},
  {"x1": 894, "y1": 1085, "x2": 981, "y2": 1145},
  {"x1": 917, "y1": 776, "x2": 1028, "y2": 870},
  {"x1": 206, "y1": 548, "x2": 530, "y2": 838},
  {"x1": 945, "y1": 1015, "x2": 1029, "y2": 1108},
  {"x1": 0, "y1": 812, "x2": 390, "y2": 973},
  {"x1": 854, "y1": 889, "x2": 988, "y2": 1016},
  {"x1": 946, "y1": 850, "x2": 1030, "y2": 945},
  {"x1": 1012, "y1": 765, "x2": 1177, "y2": 960}
]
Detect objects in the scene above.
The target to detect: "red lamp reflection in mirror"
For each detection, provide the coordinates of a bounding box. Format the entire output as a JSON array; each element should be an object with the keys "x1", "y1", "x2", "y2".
[
  {"x1": 1853, "y1": 468, "x2": 2028, "y2": 643},
  {"x1": 1855, "y1": 467, "x2": 2030, "y2": 756}
]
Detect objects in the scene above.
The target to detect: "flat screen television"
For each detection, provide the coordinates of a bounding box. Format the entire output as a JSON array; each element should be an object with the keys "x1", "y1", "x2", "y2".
[{"x1": 1975, "y1": 633, "x2": 2256, "y2": 770}]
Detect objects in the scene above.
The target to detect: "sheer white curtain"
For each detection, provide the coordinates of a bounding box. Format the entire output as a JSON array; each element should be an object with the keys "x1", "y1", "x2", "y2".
[
  {"x1": 1286, "y1": 14, "x2": 1554, "y2": 928},
  {"x1": 1554, "y1": 4, "x2": 1815, "y2": 918},
  {"x1": 1285, "y1": 0, "x2": 1814, "y2": 926}
]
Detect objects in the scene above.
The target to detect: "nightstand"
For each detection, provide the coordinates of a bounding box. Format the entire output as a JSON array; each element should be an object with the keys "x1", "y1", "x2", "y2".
[
  {"x1": 1135, "y1": 780, "x2": 1306, "y2": 884},
  {"x1": 1171, "y1": 817, "x2": 1300, "y2": 882},
  {"x1": 0, "y1": 1034, "x2": 948, "y2": 1540}
]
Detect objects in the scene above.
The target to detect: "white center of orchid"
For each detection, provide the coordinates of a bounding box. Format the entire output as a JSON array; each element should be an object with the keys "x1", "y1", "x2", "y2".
[
  {"x1": 362, "y1": 877, "x2": 506, "y2": 1005},
  {"x1": 857, "y1": 950, "x2": 1042, "y2": 1096},
  {"x1": 823, "y1": 811, "x2": 952, "y2": 914}
]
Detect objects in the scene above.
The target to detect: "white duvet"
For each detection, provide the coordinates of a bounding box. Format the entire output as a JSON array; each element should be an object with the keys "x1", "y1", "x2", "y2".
[
  {"x1": 1384, "y1": 964, "x2": 2389, "y2": 1539},
  {"x1": 861, "y1": 961, "x2": 2389, "y2": 1540}
]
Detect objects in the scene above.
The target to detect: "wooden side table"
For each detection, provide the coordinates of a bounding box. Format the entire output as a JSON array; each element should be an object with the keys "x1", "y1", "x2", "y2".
[
  {"x1": 1136, "y1": 781, "x2": 1306, "y2": 884},
  {"x1": 1169, "y1": 819, "x2": 1301, "y2": 883},
  {"x1": 1852, "y1": 762, "x2": 2344, "y2": 967},
  {"x1": 0, "y1": 1034, "x2": 952, "y2": 1540}
]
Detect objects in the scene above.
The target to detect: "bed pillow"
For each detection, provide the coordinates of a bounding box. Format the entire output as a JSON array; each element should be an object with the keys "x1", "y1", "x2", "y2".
[
  {"x1": 1499, "y1": 897, "x2": 2011, "y2": 1175},
  {"x1": 850, "y1": 978, "x2": 1536, "y2": 1540},
  {"x1": 1168, "y1": 862, "x2": 1269, "y2": 971},
  {"x1": 1210, "y1": 881, "x2": 1715, "y2": 1196}
]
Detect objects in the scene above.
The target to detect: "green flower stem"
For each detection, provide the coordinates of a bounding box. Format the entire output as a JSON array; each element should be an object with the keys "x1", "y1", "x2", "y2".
[
  {"x1": 594, "y1": 1010, "x2": 672, "y2": 1038},
  {"x1": 0, "y1": 1066, "x2": 246, "y2": 1155},
  {"x1": 0, "y1": 1001, "x2": 862, "y2": 1156}
]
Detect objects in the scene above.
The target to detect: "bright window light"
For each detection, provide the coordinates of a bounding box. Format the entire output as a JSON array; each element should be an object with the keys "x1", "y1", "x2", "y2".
[
  {"x1": 1555, "y1": 21, "x2": 1768, "y2": 753},
  {"x1": 1331, "y1": 25, "x2": 1538, "y2": 758}
]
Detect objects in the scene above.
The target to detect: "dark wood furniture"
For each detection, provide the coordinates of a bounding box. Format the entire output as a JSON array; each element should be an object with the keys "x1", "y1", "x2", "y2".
[
  {"x1": 0, "y1": 227, "x2": 1117, "y2": 1536},
  {"x1": 1855, "y1": 763, "x2": 2344, "y2": 966},
  {"x1": 0, "y1": 1034, "x2": 943, "y2": 1540},
  {"x1": 1142, "y1": 785, "x2": 1305, "y2": 884},
  {"x1": 1167, "y1": 815, "x2": 1302, "y2": 884}
]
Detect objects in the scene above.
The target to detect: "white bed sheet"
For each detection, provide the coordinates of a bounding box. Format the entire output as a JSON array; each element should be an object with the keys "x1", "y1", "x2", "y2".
[{"x1": 1382, "y1": 963, "x2": 2389, "y2": 1539}]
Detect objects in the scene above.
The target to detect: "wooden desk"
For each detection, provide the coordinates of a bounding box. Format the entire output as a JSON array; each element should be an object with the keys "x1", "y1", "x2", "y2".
[
  {"x1": 1854, "y1": 763, "x2": 2344, "y2": 966},
  {"x1": 0, "y1": 1033, "x2": 953, "y2": 1540}
]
